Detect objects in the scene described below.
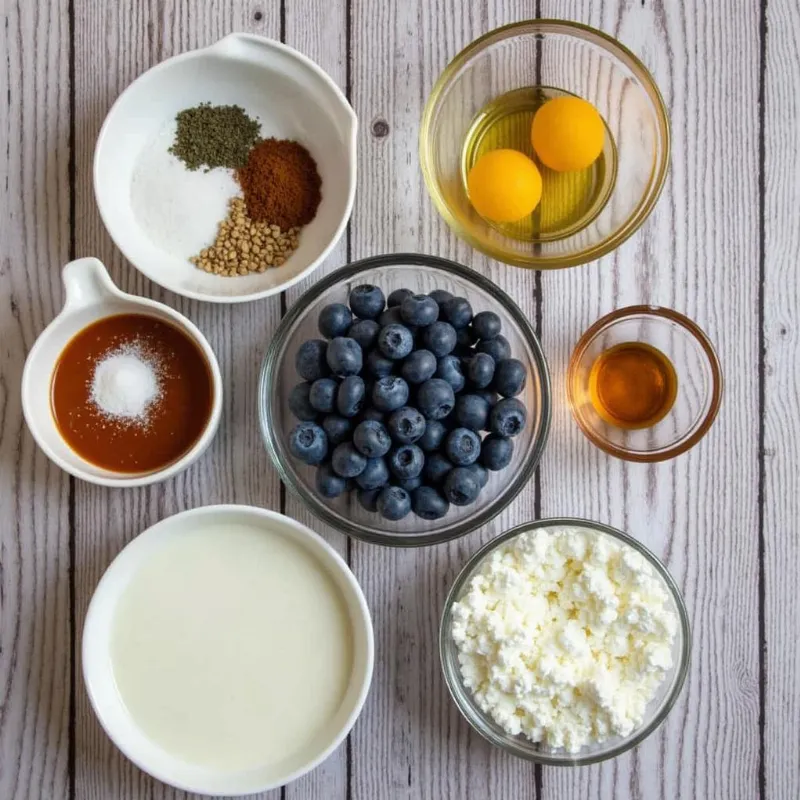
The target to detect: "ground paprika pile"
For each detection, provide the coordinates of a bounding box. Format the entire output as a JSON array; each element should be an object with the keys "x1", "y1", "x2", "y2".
[{"x1": 237, "y1": 138, "x2": 322, "y2": 230}]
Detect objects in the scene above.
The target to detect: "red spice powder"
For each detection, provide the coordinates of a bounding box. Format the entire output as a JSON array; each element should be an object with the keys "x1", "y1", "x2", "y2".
[{"x1": 237, "y1": 138, "x2": 322, "y2": 230}]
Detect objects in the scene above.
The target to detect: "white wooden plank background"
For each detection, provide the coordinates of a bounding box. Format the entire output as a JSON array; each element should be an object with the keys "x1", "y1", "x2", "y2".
[{"x1": 0, "y1": 0, "x2": 795, "y2": 798}]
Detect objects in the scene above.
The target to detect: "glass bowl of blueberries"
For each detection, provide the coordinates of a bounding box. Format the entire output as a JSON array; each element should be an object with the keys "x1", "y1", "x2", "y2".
[{"x1": 259, "y1": 254, "x2": 551, "y2": 546}]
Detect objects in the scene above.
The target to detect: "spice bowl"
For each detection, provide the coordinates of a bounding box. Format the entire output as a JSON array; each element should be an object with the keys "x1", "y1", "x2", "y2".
[
  {"x1": 259, "y1": 254, "x2": 552, "y2": 547},
  {"x1": 567, "y1": 306, "x2": 723, "y2": 462},
  {"x1": 440, "y1": 518, "x2": 691, "y2": 765},
  {"x1": 94, "y1": 33, "x2": 356, "y2": 303},
  {"x1": 21, "y1": 258, "x2": 223, "y2": 487}
]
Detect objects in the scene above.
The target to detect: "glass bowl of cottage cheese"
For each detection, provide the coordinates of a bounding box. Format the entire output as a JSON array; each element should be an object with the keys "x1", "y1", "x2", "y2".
[{"x1": 440, "y1": 518, "x2": 690, "y2": 764}]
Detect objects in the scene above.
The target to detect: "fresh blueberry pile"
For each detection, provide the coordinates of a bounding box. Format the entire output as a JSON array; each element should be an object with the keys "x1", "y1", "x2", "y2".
[{"x1": 287, "y1": 284, "x2": 528, "y2": 523}]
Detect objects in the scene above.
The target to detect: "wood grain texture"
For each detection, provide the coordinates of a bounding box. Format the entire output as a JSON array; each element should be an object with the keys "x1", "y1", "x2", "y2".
[
  {"x1": 349, "y1": 2, "x2": 542, "y2": 798},
  {"x1": 281, "y1": 1, "x2": 350, "y2": 798},
  {"x1": 71, "y1": 2, "x2": 284, "y2": 798},
  {"x1": 0, "y1": 2, "x2": 72, "y2": 799},
  {"x1": 763, "y1": 0, "x2": 800, "y2": 797},
  {"x1": 538, "y1": 1, "x2": 761, "y2": 799}
]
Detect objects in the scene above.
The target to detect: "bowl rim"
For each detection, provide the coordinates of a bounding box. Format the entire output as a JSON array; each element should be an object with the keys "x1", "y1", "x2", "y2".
[
  {"x1": 419, "y1": 18, "x2": 671, "y2": 270},
  {"x1": 566, "y1": 305, "x2": 723, "y2": 462},
  {"x1": 439, "y1": 516, "x2": 692, "y2": 766},
  {"x1": 82, "y1": 503, "x2": 375, "y2": 795},
  {"x1": 93, "y1": 33, "x2": 357, "y2": 304},
  {"x1": 259, "y1": 253, "x2": 553, "y2": 546}
]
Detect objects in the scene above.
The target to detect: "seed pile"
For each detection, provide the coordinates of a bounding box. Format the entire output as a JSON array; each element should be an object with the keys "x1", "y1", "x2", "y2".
[
  {"x1": 170, "y1": 103, "x2": 261, "y2": 171},
  {"x1": 190, "y1": 198, "x2": 299, "y2": 276}
]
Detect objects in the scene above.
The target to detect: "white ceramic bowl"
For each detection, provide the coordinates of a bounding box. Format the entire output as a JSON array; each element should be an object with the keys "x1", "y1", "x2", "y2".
[
  {"x1": 82, "y1": 505, "x2": 374, "y2": 796},
  {"x1": 21, "y1": 258, "x2": 223, "y2": 487},
  {"x1": 94, "y1": 33, "x2": 357, "y2": 303}
]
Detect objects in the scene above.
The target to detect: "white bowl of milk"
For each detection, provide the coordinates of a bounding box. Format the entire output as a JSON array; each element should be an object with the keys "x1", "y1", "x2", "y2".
[{"x1": 82, "y1": 505, "x2": 373, "y2": 795}]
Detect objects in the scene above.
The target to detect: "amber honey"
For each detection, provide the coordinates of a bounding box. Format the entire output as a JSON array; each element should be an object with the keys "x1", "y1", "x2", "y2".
[{"x1": 588, "y1": 342, "x2": 678, "y2": 430}]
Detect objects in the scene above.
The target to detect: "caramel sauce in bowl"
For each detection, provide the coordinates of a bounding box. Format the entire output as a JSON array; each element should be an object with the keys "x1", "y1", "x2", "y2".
[{"x1": 22, "y1": 258, "x2": 222, "y2": 486}]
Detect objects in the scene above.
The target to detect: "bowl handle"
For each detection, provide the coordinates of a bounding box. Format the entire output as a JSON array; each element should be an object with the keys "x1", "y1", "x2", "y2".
[
  {"x1": 62, "y1": 258, "x2": 120, "y2": 311},
  {"x1": 207, "y1": 33, "x2": 357, "y2": 146}
]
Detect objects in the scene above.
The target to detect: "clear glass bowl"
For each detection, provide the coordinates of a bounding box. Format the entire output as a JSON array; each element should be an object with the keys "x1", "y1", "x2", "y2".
[
  {"x1": 419, "y1": 20, "x2": 670, "y2": 268},
  {"x1": 567, "y1": 306, "x2": 723, "y2": 462},
  {"x1": 259, "y1": 254, "x2": 551, "y2": 546},
  {"x1": 440, "y1": 518, "x2": 691, "y2": 765}
]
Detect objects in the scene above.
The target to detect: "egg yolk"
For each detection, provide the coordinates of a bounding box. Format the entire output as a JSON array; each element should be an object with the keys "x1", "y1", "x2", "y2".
[
  {"x1": 531, "y1": 97, "x2": 605, "y2": 172},
  {"x1": 467, "y1": 149, "x2": 542, "y2": 223}
]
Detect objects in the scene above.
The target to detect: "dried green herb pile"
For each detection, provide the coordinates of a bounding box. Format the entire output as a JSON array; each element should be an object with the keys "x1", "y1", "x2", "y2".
[{"x1": 169, "y1": 103, "x2": 260, "y2": 171}]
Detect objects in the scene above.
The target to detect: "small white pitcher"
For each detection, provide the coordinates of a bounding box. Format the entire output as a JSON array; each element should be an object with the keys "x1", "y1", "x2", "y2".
[{"x1": 21, "y1": 258, "x2": 222, "y2": 486}]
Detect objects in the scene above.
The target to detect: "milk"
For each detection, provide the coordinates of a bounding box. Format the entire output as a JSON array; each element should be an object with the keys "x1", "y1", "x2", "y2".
[{"x1": 110, "y1": 523, "x2": 353, "y2": 772}]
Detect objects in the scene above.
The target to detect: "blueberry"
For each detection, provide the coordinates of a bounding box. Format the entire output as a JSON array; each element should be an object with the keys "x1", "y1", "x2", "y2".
[
  {"x1": 348, "y1": 284, "x2": 386, "y2": 319},
  {"x1": 377, "y1": 486, "x2": 412, "y2": 521},
  {"x1": 428, "y1": 289, "x2": 454, "y2": 308},
  {"x1": 493, "y1": 358, "x2": 527, "y2": 397},
  {"x1": 400, "y1": 294, "x2": 439, "y2": 327},
  {"x1": 401, "y1": 349, "x2": 437, "y2": 384},
  {"x1": 315, "y1": 462, "x2": 348, "y2": 498},
  {"x1": 318, "y1": 303, "x2": 353, "y2": 339},
  {"x1": 337, "y1": 375, "x2": 366, "y2": 417},
  {"x1": 355, "y1": 457, "x2": 390, "y2": 490},
  {"x1": 455, "y1": 393, "x2": 490, "y2": 431},
  {"x1": 489, "y1": 398, "x2": 527, "y2": 437},
  {"x1": 480, "y1": 434, "x2": 514, "y2": 470},
  {"x1": 475, "y1": 389, "x2": 499, "y2": 407},
  {"x1": 421, "y1": 321, "x2": 457, "y2": 357},
  {"x1": 464, "y1": 461, "x2": 489, "y2": 489},
  {"x1": 359, "y1": 407, "x2": 385, "y2": 424},
  {"x1": 476, "y1": 334, "x2": 511, "y2": 362},
  {"x1": 326, "y1": 337, "x2": 363, "y2": 377},
  {"x1": 441, "y1": 297, "x2": 473, "y2": 329},
  {"x1": 372, "y1": 376, "x2": 410, "y2": 412},
  {"x1": 289, "y1": 422, "x2": 328, "y2": 464},
  {"x1": 395, "y1": 475, "x2": 423, "y2": 492},
  {"x1": 389, "y1": 444, "x2": 425, "y2": 480},
  {"x1": 379, "y1": 306, "x2": 405, "y2": 327},
  {"x1": 472, "y1": 310, "x2": 502, "y2": 341},
  {"x1": 289, "y1": 382, "x2": 317, "y2": 420},
  {"x1": 423, "y1": 451, "x2": 454, "y2": 485},
  {"x1": 412, "y1": 486, "x2": 450, "y2": 520},
  {"x1": 295, "y1": 339, "x2": 329, "y2": 381},
  {"x1": 387, "y1": 288, "x2": 414, "y2": 307},
  {"x1": 366, "y1": 348, "x2": 395, "y2": 378},
  {"x1": 308, "y1": 378, "x2": 338, "y2": 413},
  {"x1": 347, "y1": 318, "x2": 381, "y2": 350},
  {"x1": 322, "y1": 415, "x2": 352, "y2": 447},
  {"x1": 465, "y1": 352, "x2": 496, "y2": 389},
  {"x1": 434, "y1": 355, "x2": 465, "y2": 393},
  {"x1": 353, "y1": 419, "x2": 392, "y2": 458},
  {"x1": 443, "y1": 467, "x2": 481, "y2": 506},
  {"x1": 416, "y1": 378, "x2": 456, "y2": 420},
  {"x1": 358, "y1": 487, "x2": 381, "y2": 512},
  {"x1": 445, "y1": 427, "x2": 482, "y2": 466},
  {"x1": 418, "y1": 419, "x2": 447, "y2": 452},
  {"x1": 331, "y1": 442, "x2": 367, "y2": 478},
  {"x1": 387, "y1": 406, "x2": 427, "y2": 444},
  {"x1": 454, "y1": 326, "x2": 478, "y2": 355},
  {"x1": 378, "y1": 324, "x2": 414, "y2": 360}
]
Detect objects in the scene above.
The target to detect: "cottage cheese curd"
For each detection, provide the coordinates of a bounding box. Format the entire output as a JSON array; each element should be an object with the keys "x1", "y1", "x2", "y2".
[{"x1": 450, "y1": 526, "x2": 679, "y2": 753}]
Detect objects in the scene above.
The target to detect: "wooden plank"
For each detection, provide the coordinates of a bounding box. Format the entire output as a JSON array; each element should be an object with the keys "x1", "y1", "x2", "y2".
[
  {"x1": 71, "y1": 2, "x2": 284, "y2": 798},
  {"x1": 281, "y1": 1, "x2": 350, "y2": 798},
  {"x1": 537, "y1": 1, "x2": 761, "y2": 798},
  {"x1": 0, "y1": 3, "x2": 72, "y2": 799},
  {"x1": 349, "y1": 1, "x2": 543, "y2": 797},
  {"x1": 763, "y1": 0, "x2": 800, "y2": 797}
]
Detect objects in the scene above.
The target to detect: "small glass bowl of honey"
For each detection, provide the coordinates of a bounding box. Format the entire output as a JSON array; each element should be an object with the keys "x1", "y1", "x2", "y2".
[{"x1": 567, "y1": 306, "x2": 722, "y2": 462}]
